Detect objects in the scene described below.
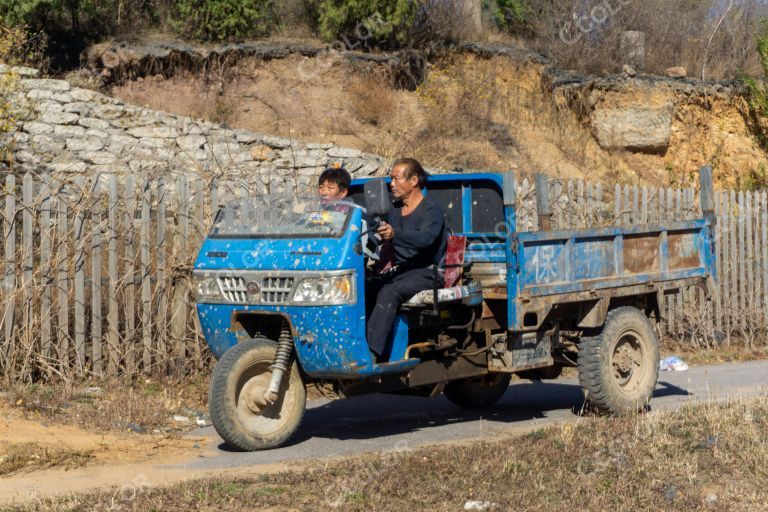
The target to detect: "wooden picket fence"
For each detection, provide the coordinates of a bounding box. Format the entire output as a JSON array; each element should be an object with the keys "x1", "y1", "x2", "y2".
[
  {"x1": 0, "y1": 171, "x2": 763, "y2": 383},
  {"x1": 517, "y1": 178, "x2": 767, "y2": 347},
  {"x1": 0, "y1": 170, "x2": 273, "y2": 382}
]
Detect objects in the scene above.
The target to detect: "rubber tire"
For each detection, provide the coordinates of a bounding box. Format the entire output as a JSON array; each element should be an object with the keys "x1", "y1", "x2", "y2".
[
  {"x1": 443, "y1": 373, "x2": 511, "y2": 409},
  {"x1": 578, "y1": 306, "x2": 660, "y2": 415},
  {"x1": 209, "y1": 338, "x2": 306, "y2": 451}
]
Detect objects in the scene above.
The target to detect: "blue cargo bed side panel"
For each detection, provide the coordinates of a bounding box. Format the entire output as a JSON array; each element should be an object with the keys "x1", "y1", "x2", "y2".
[{"x1": 514, "y1": 219, "x2": 713, "y2": 297}]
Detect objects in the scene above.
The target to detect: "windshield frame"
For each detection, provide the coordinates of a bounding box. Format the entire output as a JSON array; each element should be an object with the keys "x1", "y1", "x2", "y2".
[{"x1": 207, "y1": 199, "x2": 358, "y2": 240}]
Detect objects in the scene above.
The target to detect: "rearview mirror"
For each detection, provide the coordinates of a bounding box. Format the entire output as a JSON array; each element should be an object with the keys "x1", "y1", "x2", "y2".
[{"x1": 363, "y1": 179, "x2": 392, "y2": 218}]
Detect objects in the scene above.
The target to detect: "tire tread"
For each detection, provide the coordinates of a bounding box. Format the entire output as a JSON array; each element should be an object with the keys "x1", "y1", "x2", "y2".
[
  {"x1": 577, "y1": 306, "x2": 659, "y2": 414},
  {"x1": 209, "y1": 338, "x2": 306, "y2": 451}
]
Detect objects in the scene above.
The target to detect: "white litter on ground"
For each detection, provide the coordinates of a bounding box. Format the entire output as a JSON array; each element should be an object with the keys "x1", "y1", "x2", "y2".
[
  {"x1": 464, "y1": 501, "x2": 492, "y2": 511},
  {"x1": 660, "y1": 356, "x2": 689, "y2": 371}
]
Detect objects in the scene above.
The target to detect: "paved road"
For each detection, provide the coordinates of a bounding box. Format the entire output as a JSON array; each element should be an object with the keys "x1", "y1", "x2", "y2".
[
  {"x1": 3, "y1": 360, "x2": 767, "y2": 505},
  {"x1": 175, "y1": 359, "x2": 768, "y2": 471}
]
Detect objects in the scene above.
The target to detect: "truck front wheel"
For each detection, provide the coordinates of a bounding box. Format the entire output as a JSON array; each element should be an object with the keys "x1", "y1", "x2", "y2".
[
  {"x1": 578, "y1": 306, "x2": 659, "y2": 414},
  {"x1": 209, "y1": 337, "x2": 306, "y2": 450},
  {"x1": 443, "y1": 373, "x2": 511, "y2": 409}
]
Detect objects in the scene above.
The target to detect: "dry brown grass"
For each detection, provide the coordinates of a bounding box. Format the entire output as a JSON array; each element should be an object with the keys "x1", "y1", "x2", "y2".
[
  {"x1": 2, "y1": 370, "x2": 210, "y2": 435},
  {"x1": 13, "y1": 395, "x2": 768, "y2": 511},
  {"x1": 348, "y1": 74, "x2": 398, "y2": 127},
  {"x1": 663, "y1": 341, "x2": 768, "y2": 367},
  {"x1": 0, "y1": 444, "x2": 92, "y2": 477},
  {"x1": 1, "y1": 370, "x2": 337, "y2": 436},
  {"x1": 417, "y1": 58, "x2": 499, "y2": 138}
]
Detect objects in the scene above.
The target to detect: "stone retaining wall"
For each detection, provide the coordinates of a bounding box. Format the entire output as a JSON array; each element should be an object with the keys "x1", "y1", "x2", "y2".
[{"x1": 7, "y1": 66, "x2": 386, "y2": 193}]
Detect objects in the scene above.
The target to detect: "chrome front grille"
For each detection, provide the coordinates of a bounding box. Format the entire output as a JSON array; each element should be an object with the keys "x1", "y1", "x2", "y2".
[
  {"x1": 261, "y1": 276, "x2": 295, "y2": 304},
  {"x1": 217, "y1": 276, "x2": 247, "y2": 303},
  {"x1": 211, "y1": 273, "x2": 297, "y2": 304}
]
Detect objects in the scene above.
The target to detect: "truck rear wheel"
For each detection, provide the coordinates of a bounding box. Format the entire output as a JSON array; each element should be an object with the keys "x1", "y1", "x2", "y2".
[
  {"x1": 578, "y1": 306, "x2": 659, "y2": 415},
  {"x1": 209, "y1": 338, "x2": 306, "y2": 451},
  {"x1": 443, "y1": 373, "x2": 511, "y2": 409}
]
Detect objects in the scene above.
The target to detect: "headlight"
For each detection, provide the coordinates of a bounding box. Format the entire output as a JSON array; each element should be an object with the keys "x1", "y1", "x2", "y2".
[
  {"x1": 193, "y1": 274, "x2": 221, "y2": 301},
  {"x1": 292, "y1": 273, "x2": 354, "y2": 305}
]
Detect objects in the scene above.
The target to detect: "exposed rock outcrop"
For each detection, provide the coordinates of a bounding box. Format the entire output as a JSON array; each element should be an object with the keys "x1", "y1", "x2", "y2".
[
  {"x1": 591, "y1": 103, "x2": 674, "y2": 154},
  {"x1": 666, "y1": 66, "x2": 688, "y2": 78},
  {"x1": 546, "y1": 70, "x2": 764, "y2": 185}
]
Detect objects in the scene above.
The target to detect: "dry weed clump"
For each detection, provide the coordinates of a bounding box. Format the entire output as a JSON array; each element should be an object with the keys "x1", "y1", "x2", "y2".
[
  {"x1": 62, "y1": 69, "x2": 104, "y2": 91},
  {"x1": 348, "y1": 73, "x2": 398, "y2": 127},
  {"x1": 417, "y1": 58, "x2": 500, "y2": 139},
  {"x1": 16, "y1": 396, "x2": 768, "y2": 511},
  {"x1": 0, "y1": 443, "x2": 92, "y2": 476},
  {"x1": 3, "y1": 370, "x2": 211, "y2": 434}
]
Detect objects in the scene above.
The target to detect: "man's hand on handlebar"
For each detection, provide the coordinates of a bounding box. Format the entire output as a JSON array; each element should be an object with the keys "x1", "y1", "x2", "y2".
[{"x1": 377, "y1": 221, "x2": 394, "y2": 241}]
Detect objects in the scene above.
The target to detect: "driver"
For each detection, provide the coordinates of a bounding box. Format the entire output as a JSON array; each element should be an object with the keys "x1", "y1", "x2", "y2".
[{"x1": 365, "y1": 158, "x2": 447, "y2": 361}]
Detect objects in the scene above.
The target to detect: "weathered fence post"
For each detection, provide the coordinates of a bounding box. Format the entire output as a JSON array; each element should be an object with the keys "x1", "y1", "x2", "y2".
[
  {"x1": 40, "y1": 176, "x2": 52, "y2": 363},
  {"x1": 3, "y1": 174, "x2": 16, "y2": 367},
  {"x1": 124, "y1": 174, "x2": 136, "y2": 374},
  {"x1": 21, "y1": 173, "x2": 33, "y2": 372},
  {"x1": 91, "y1": 177, "x2": 103, "y2": 376},
  {"x1": 73, "y1": 176, "x2": 86, "y2": 375},
  {"x1": 170, "y1": 174, "x2": 190, "y2": 372},
  {"x1": 535, "y1": 173, "x2": 552, "y2": 231},
  {"x1": 56, "y1": 187, "x2": 69, "y2": 372},
  {"x1": 107, "y1": 174, "x2": 119, "y2": 376},
  {"x1": 156, "y1": 177, "x2": 167, "y2": 371},
  {"x1": 141, "y1": 176, "x2": 152, "y2": 371}
]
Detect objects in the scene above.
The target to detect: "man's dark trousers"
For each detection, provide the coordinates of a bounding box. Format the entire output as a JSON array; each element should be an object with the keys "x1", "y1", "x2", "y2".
[{"x1": 365, "y1": 267, "x2": 436, "y2": 358}]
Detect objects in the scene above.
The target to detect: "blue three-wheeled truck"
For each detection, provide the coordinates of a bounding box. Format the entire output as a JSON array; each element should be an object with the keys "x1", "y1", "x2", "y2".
[{"x1": 193, "y1": 167, "x2": 716, "y2": 450}]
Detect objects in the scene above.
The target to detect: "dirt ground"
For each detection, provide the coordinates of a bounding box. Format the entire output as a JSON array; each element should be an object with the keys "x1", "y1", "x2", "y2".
[
  {"x1": 0, "y1": 404, "x2": 204, "y2": 469},
  {"x1": 0, "y1": 400, "x2": 209, "y2": 504}
]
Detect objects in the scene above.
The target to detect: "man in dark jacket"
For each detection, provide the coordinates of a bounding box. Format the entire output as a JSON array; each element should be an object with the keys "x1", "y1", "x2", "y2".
[{"x1": 365, "y1": 158, "x2": 447, "y2": 361}]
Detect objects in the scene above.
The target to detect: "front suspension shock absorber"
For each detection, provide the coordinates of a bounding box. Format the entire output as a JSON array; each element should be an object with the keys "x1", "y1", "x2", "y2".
[{"x1": 264, "y1": 323, "x2": 294, "y2": 404}]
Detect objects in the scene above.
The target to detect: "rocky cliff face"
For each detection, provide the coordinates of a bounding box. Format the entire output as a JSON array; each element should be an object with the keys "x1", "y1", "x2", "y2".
[
  {"x1": 550, "y1": 71, "x2": 765, "y2": 187},
  {"x1": 6, "y1": 66, "x2": 385, "y2": 192}
]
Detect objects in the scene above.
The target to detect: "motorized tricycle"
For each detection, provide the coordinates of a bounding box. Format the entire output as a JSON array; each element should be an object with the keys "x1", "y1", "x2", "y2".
[{"x1": 193, "y1": 168, "x2": 716, "y2": 450}]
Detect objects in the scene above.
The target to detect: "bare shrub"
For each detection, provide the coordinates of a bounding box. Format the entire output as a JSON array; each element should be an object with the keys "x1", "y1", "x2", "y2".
[
  {"x1": 63, "y1": 69, "x2": 104, "y2": 91},
  {"x1": 413, "y1": 0, "x2": 484, "y2": 45},
  {"x1": 348, "y1": 73, "x2": 398, "y2": 126},
  {"x1": 0, "y1": 23, "x2": 48, "y2": 71},
  {"x1": 276, "y1": 0, "x2": 317, "y2": 37},
  {"x1": 523, "y1": 0, "x2": 768, "y2": 79},
  {"x1": 417, "y1": 58, "x2": 499, "y2": 137},
  {"x1": 210, "y1": 94, "x2": 237, "y2": 125}
]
